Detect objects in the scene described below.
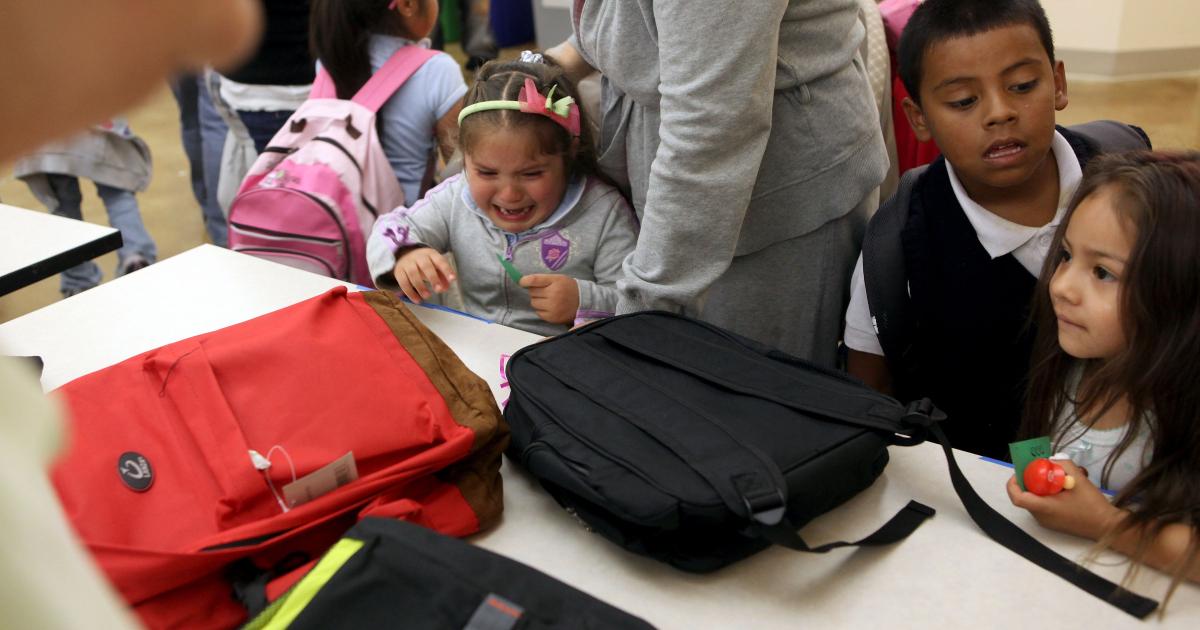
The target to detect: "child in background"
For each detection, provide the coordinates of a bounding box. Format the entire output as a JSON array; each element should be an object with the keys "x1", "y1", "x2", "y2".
[
  {"x1": 14, "y1": 118, "x2": 158, "y2": 297},
  {"x1": 1008, "y1": 151, "x2": 1200, "y2": 596},
  {"x1": 367, "y1": 55, "x2": 638, "y2": 336},
  {"x1": 309, "y1": 0, "x2": 466, "y2": 205},
  {"x1": 843, "y1": 0, "x2": 1148, "y2": 458}
]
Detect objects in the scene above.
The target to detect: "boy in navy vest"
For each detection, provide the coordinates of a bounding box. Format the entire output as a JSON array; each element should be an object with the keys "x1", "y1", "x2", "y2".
[{"x1": 843, "y1": 0, "x2": 1147, "y2": 459}]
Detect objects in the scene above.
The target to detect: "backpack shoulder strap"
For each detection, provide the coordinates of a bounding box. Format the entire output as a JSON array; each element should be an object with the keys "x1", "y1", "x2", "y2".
[
  {"x1": 1067, "y1": 120, "x2": 1152, "y2": 153},
  {"x1": 310, "y1": 66, "x2": 337, "y2": 100},
  {"x1": 921, "y1": 421, "x2": 1159, "y2": 619},
  {"x1": 862, "y1": 164, "x2": 928, "y2": 365},
  {"x1": 352, "y1": 46, "x2": 441, "y2": 113}
]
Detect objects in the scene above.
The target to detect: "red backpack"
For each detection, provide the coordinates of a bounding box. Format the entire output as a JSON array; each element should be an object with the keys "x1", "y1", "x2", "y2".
[{"x1": 50, "y1": 288, "x2": 507, "y2": 629}]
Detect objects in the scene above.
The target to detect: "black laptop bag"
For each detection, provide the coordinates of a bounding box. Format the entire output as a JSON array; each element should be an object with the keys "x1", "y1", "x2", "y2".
[
  {"x1": 503, "y1": 312, "x2": 1158, "y2": 619},
  {"x1": 244, "y1": 517, "x2": 655, "y2": 629}
]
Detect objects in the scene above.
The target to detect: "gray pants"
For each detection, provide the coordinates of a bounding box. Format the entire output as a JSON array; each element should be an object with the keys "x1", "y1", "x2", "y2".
[
  {"x1": 700, "y1": 192, "x2": 875, "y2": 368},
  {"x1": 46, "y1": 174, "x2": 157, "y2": 296}
]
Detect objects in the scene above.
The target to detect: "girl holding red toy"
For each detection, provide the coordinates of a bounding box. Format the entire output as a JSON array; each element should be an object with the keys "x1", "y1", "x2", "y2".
[{"x1": 1007, "y1": 151, "x2": 1200, "y2": 597}]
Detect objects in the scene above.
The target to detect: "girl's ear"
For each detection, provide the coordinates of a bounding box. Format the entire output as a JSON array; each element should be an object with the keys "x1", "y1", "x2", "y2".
[{"x1": 394, "y1": 0, "x2": 417, "y2": 17}]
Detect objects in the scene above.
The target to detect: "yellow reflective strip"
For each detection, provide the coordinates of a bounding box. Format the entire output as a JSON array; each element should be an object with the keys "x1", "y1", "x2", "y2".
[{"x1": 257, "y1": 538, "x2": 365, "y2": 630}]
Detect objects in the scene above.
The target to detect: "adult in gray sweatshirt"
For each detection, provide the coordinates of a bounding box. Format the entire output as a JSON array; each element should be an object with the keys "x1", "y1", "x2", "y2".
[{"x1": 549, "y1": 0, "x2": 887, "y2": 365}]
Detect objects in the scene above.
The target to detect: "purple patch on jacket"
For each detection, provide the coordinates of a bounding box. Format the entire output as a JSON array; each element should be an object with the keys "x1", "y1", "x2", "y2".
[
  {"x1": 384, "y1": 225, "x2": 410, "y2": 248},
  {"x1": 540, "y1": 232, "x2": 570, "y2": 271}
]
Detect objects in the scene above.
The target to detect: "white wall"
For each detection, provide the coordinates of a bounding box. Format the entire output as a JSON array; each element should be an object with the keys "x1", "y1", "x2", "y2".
[
  {"x1": 1042, "y1": 0, "x2": 1200, "y2": 76},
  {"x1": 1116, "y1": 0, "x2": 1200, "y2": 51},
  {"x1": 1044, "y1": 0, "x2": 1200, "y2": 51},
  {"x1": 1043, "y1": 0, "x2": 1122, "y2": 52}
]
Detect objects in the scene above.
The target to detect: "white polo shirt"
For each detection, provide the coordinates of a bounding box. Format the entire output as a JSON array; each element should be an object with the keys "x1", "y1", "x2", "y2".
[{"x1": 843, "y1": 130, "x2": 1083, "y2": 356}]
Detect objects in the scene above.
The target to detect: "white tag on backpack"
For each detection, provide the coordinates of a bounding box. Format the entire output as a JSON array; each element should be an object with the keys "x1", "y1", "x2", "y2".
[{"x1": 282, "y1": 452, "x2": 359, "y2": 508}]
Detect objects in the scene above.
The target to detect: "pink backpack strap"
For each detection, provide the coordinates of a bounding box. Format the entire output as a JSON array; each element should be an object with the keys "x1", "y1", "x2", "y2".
[
  {"x1": 310, "y1": 67, "x2": 337, "y2": 99},
  {"x1": 352, "y1": 46, "x2": 440, "y2": 113}
]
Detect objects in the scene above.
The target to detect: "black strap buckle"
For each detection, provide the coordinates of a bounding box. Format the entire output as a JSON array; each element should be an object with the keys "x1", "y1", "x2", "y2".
[
  {"x1": 891, "y1": 398, "x2": 945, "y2": 446},
  {"x1": 741, "y1": 488, "x2": 787, "y2": 526},
  {"x1": 901, "y1": 398, "x2": 945, "y2": 428}
]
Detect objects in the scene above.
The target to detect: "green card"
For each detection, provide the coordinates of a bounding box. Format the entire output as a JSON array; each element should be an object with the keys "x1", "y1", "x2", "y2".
[
  {"x1": 497, "y1": 254, "x2": 523, "y2": 284},
  {"x1": 1009, "y1": 436, "x2": 1053, "y2": 491}
]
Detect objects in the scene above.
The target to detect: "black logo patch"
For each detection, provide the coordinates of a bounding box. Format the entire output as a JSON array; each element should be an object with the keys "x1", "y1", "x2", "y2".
[{"x1": 117, "y1": 452, "x2": 154, "y2": 492}]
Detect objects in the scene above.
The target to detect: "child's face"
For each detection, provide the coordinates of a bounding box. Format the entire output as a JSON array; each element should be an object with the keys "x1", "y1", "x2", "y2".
[
  {"x1": 903, "y1": 24, "x2": 1068, "y2": 200},
  {"x1": 465, "y1": 127, "x2": 569, "y2": 233},
  {"x1": 1049, "y1": 186, "x2": 1133, "y2": 361}
]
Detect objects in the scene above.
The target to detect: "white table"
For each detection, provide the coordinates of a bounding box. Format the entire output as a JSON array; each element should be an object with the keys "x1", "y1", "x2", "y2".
[
  {"x1": 0, "y1": 203, "x2": 122, "y2": 295},
  {"x1": 1, "y1": 245, "x2": 1195, "y2": 629}
]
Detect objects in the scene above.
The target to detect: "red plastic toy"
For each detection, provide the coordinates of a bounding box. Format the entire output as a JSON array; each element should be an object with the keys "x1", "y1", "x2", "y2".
[{"x1": 1023, "y1": 458, "x2": 1077, "y2": 496}]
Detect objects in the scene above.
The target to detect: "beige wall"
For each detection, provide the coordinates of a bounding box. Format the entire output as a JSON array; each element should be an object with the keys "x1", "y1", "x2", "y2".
[
  {"x1": 1043, "y1": 0, "x2": 1122, "y2": 52},
  {"x1": 1043, "y1": 0, "x2": 1200, "y2": 76},
  {"x1": 1116, "y1": 0, "x2": 1200, "y2": 50}
]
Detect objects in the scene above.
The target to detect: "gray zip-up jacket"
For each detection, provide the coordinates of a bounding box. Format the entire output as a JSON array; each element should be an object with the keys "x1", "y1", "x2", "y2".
[
  {"x1": 570, "y1": 0, "x2": 888, "y2": 314},
  {"x1": 14, "y1": 118, "x2": 151, "y2": 212},
  {"x1": 367, "y1": 174, "x2": 638, "y2": 336}
]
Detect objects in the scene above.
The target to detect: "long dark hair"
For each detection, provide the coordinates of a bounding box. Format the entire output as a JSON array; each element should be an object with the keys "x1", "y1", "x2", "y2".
[
  {"x1": 459, "y1": 57, "x2": 603, "y2": 183},
  {"x1": 1023, "y1": 150, "x2": 1200, "y2": 601},
  {"x1": 309, "y1": 0, "x2": 430, "y2": 99}
]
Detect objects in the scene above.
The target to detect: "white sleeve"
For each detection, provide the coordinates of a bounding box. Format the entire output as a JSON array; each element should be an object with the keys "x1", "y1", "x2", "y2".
[
  {"x1": 843, "y1": 254, "x2": 884, "y2": 356},
  {"x1": 423, "y1": 53, "x2": 468, "y2": 119}
]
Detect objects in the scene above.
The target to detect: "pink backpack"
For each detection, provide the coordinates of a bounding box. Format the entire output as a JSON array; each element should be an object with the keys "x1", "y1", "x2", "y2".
[{"x1": 228, "y1": 46, "x2": 438, "y2": 286}]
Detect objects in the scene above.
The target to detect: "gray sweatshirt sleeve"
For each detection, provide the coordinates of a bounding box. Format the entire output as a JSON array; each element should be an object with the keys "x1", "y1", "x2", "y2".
[
  {"x1": 616, "y1": 0, "x2": 788, "y2": 314},
  {"x1": 576, "y1": 192, "x2": 639, "y2": 317},
  {"x1": 366, "y1": 183, "x2": 457, "y2": 289}
]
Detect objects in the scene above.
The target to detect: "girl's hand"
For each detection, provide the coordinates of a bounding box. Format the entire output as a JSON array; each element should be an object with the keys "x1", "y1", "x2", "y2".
[
  {"x1": 1006, "y1": 460, "x2": 1125, "y2": 541},
  {"x1": 521, "y1": 274, "x2": 580, "y2": 325},
  {"x1": 393, "y1": 247, "x2": 455, "y2": 304}
]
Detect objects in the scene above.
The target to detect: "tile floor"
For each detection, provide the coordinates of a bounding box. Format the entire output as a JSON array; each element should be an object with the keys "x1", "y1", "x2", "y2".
[{"x1": 3, "y1": 56, "x2": 1198, "y2": 323}]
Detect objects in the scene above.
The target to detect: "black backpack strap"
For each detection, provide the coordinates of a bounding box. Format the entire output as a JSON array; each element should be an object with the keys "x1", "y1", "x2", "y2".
[
  {"x1": 1067, "y1": 120, "x2": 1152, "y2": 153},
  {"x1": 862, "y1": 165, "x2": 928, "y2": 365},
  {"x1": 588, "y1": 314, "x2": 915, "y2": 435},
  {"x1": 893, "y1": 408, "x2": 1159, "y2": 619},
  {"x1": 756, "y1": 500, "x2": 935, "y2": 553}
]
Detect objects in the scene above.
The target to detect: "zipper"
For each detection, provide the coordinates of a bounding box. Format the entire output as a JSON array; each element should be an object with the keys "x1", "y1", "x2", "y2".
[
  {"x1": 234, "y1": 247, "x2": 337, "y2": 277},
  {"x1": 311, "y1": 136, "x2": 378, "y2": 217},
  {"x1": 521, "y1": 442, "x2": 590, "y2": 476},
  {"x1": 514, "y1": 384, "x2": 725, "y2": 509},
  {"x1": 288, "y1": 188, "x2": 351, "y2": 279},
  {"x1": 520, "y1": 441, "x2": 718, "y2": 517},
  {"x1": 502, "y1": 231, "x2": 543, "y2": 261},
  {"x1": 312, "y1": 136, "x2": 361, "y2": 174},
  {"x1": 230, "y1": 221, "x2": 341, "y2": 245},
  {"x1": 236, "y1": 187, "x2": 351, "y2": 260}
]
